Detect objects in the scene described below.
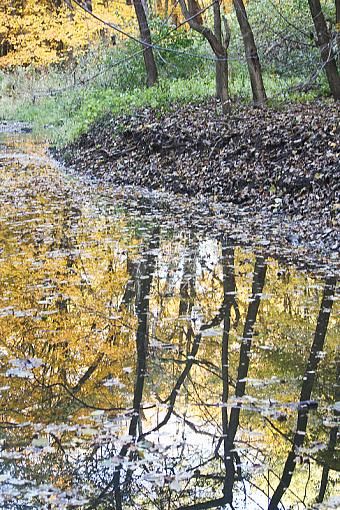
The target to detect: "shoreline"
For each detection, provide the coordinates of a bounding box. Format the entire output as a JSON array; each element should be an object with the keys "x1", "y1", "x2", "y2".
[{"x1": 55, "y1": 99, "x2": 339, "y2": 264}]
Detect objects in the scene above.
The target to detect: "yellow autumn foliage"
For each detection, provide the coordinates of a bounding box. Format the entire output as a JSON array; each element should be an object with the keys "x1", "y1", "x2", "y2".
[
  {"x1": 0, "y1": 0, "x2": 135, "y2": 68},
  {"x1": 0, "y1": 0, "x2": 233, "y2": 68}
]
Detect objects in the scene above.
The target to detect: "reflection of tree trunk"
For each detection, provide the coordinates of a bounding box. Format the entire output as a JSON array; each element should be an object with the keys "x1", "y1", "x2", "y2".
[
  {"x1": 179, "y1": 254, "x2": 265, "y2": 510},
  {"x1": 115, "y1": 230, "x2": 159, "y2": 506},
  {"x1": 228, "y1": 257, "x2": 267, "y2": 435},
  {"x1": 317, "y1": 426, "x2": 338, "y2": 502},
  {"x1": 116, "y1": 230, "x2": 160, "y2": 502},
  {"x1": 224, "y1": 256, "x2": 267, "y2": 504},
  {"x1": 221, "y1": 241, "x2": 236, "y2": 443},
  {"x1": 269, "y1": 277, "x2": 337, "y2": 510},
  {"x1": 220, "y1": 241, "x2": 238, "y2": 505},
  {"x1": 213, "y1": 238, "x2": 239, "y2": 456},
  {"x1": 317, "y1": 347, "x2": 339, "y2": 503},
  {"x1": 143, "y1": 250, "x2": 236, "y2": 438},
  {"x1": 88, "y1": 230, "x2": 159, "y2": 510},
  {"x1": 129, "y1": 230, "x2": 159, "y2": 436},
  {"x1": 121, "y1": 258, "x2": 138, "y2": 309},
  {"x1": 178, "y1": 248, "x2": 196, "y2": 317},
  {"x1": 178, "y1": 239, "x2": 197, "y2": 348}
]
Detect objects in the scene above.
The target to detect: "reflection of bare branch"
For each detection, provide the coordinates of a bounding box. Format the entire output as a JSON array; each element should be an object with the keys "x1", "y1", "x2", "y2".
[
  {"x1": 49, "y1": 431, "x2": 69, "y2": 458},
  {"x1": 39, "y1": 380, "x2": 131, "y2": 412},
  {"x1": 72, "y1": 353, "x2": 104, "y2": 393},
  {"x1": 186, "y1": 372, "x2": 222, "y2": 431},
  {"x1": 221, "y1": 240, "x2": 237, "y2": 448},
  {"x1": 141, "y1": 302, "x2": 231, "y2": 438},
  {"x1": 172, "y1": 409, "x2": 215, "y2": 437},
  {"x1": 263, "y1": 413, "x2": 335, "y2": 470},
  {"x1": 158, "y1": 355, "x2": 236, "y2": 386}
]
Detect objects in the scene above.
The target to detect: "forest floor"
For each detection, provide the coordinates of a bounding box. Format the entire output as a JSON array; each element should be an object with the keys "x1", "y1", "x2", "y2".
[{"x1": 57, "y1": 99, "x2": 339, "y2": 262}]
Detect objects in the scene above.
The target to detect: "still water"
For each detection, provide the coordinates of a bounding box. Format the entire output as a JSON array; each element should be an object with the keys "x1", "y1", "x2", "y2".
[{"x1": 0, "y1": 129, "x2": 338, "y2": 509}]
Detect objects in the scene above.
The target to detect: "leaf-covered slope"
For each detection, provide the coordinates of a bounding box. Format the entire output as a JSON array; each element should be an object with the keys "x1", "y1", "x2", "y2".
[{"x1": 64, "y1": 100, "x2": 338, "y2": 212}]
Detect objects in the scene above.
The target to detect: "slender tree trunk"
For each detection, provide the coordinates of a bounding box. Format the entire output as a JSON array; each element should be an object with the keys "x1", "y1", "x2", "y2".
[
  {"x1": 178, "y1": 0, "x2": 230, "y2": 113},
  {"x1": 308, "y1": 0, "x2": 340, "y2": 99},
  {"x1": 337, "y1": 0, "x2": 340, "y2": 67},
  {"x1": 214, "y1": 3, "x2": 229, "y2": 110},
  {"x1": 133, "y1": 0, "x2": 158, "y2": 86},
  {"x1": 233, "y1": 0, "x2": 267, "y2": 105}
]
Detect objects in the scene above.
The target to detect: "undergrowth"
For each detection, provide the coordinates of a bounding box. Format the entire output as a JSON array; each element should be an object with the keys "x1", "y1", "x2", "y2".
[{"x1": 0, "y1": 65, "x2": 325, "y2": 147}]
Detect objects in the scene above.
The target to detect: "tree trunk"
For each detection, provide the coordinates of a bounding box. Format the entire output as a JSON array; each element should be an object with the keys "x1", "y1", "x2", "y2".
[
  {"x1": 164, "y1": 0, "x2": 169, "y2": 18},
  {"x1": 233, "y1": 0, "x2": 267, "y2": 105},
  {"x1": 133, "y1": 0, "x2": 158, "y2": 86},
  {"x1": 308, "y1": 0, "x2": 340, "y2": 99},
  {"x1": 178, "y1": 0, "x2": 230, "y2": 113},
  {"x1": 187, "y1": 0, "x2": 203, "y2": 24},
  {"x1": 214, "y1": 2, "x2": 229, "y2": 110},
  {"x1": 337, "y1": 0, "x2": 340, "y2": 67}
]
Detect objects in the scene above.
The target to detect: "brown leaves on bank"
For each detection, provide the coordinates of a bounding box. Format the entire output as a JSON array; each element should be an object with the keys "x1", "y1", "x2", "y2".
[{"x1": 60, "y1": 99, "x2": 339, "y2": 254}]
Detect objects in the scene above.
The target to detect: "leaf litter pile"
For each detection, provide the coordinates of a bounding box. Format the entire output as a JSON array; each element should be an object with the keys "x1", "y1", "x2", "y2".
[{"x1": 59, "y1": 100, "x2": 339, "y2": 260}]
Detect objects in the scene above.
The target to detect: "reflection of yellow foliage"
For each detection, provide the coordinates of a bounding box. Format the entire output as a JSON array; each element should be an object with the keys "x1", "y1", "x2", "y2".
[{"x1": 0, "y1": 149, "x2": 338, "y2": 507}]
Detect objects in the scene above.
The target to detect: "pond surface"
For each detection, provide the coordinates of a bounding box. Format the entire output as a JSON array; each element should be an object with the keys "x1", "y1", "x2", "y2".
[{"x1": 0, "y1": 129, "x2": 339, "y2": 509}]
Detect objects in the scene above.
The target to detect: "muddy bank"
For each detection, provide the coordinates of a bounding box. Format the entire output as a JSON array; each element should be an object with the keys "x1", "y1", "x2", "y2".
[{"x1": 58, "y1": 99, "x2": 339, "y2": 256}]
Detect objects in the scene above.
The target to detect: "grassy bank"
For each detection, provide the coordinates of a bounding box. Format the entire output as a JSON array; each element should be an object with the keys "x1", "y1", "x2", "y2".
[{"x1": 0, "y1": 65, "x2": 325, "y2": 147}]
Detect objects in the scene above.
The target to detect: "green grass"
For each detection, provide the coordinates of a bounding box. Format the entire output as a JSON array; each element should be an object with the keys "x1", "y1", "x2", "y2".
[
  {"x1": 0, "y1": 73, "x2": 215, "y2": 145},
  {"x1": 0, "y1": 39, "x2": 329, "y2": 147}
]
